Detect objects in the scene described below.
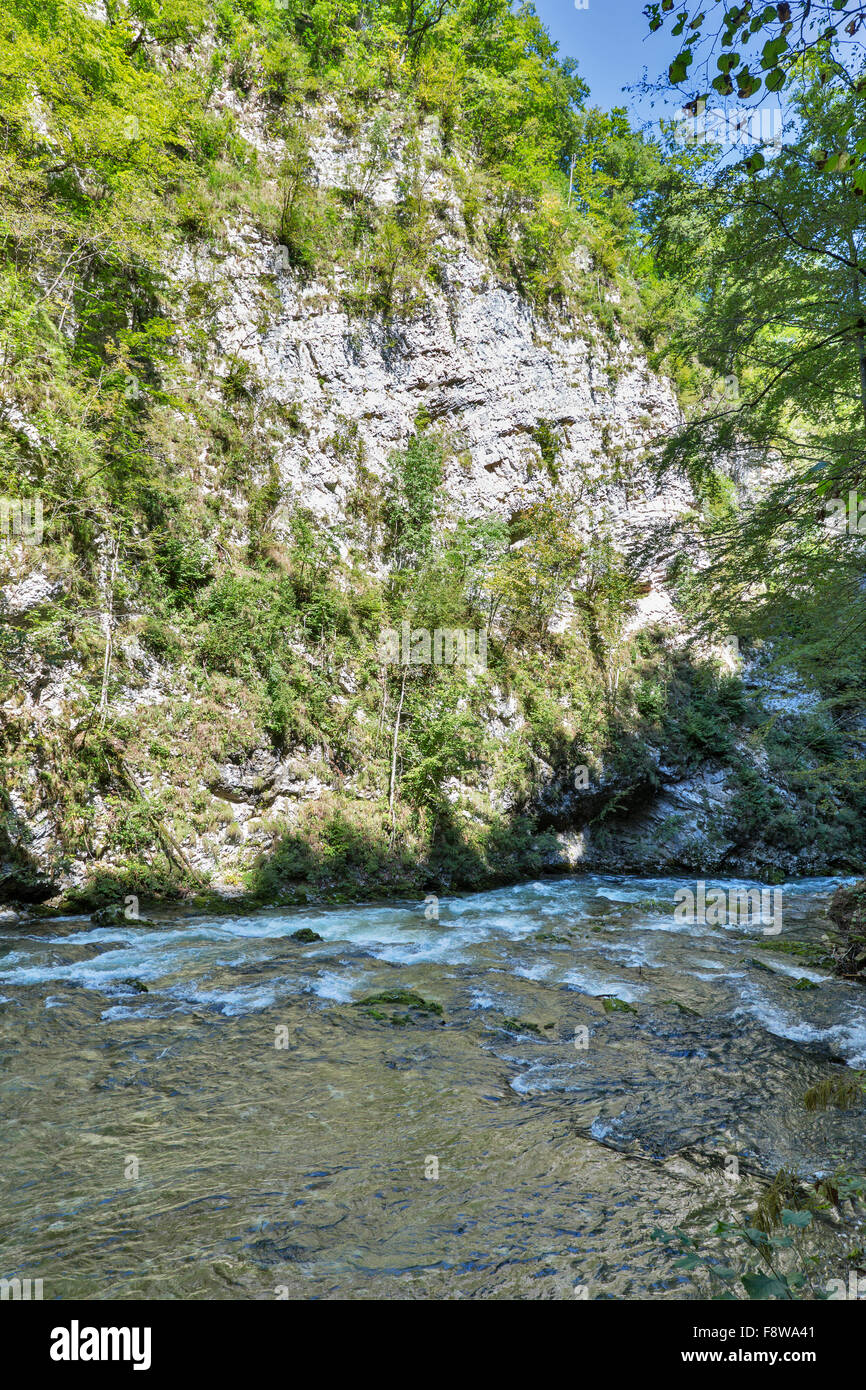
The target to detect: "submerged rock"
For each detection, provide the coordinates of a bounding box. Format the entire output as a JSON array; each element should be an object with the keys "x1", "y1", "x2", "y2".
[
  {"x1": 354, "y1": 989, "x2": 444, "y2": 1024},
  {"x1": 501, "y1": 1015, "x2": 546, "y2": 1036},
  {"x1": 600, "y1": 995, "x2": 638, "y2": 1014},
  {"x1": 91, "y1": 905, "x2": 150, "y2": 927},
  {"x1": 290, "y1": 927, "x2": 323, "y2": 943}
]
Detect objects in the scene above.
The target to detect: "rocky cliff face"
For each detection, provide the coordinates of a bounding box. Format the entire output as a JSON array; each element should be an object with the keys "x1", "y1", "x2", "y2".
[
  {"x1": 177, "y1": 102, "x2": 688, "y2": 539},
  {"x1": 1, "y1": 93, "x2": 861, "y2": 914}
]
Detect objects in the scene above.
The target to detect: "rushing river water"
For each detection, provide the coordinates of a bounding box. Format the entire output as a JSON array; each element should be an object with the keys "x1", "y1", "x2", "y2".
[{"x1": 1, "y1": 873, "x2": 865, "y2": 1300}]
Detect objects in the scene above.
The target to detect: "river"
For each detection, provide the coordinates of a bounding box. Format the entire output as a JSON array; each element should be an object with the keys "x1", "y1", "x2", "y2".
[{"x1": 1, "y1": 873, "x2": 864, "y2": 1299}]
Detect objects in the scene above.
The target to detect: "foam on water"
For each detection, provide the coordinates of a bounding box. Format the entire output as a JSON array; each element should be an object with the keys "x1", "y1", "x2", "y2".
[
  {"x1": 469, "y1": 989, "x2": 498, "y2": 1010},
  {"x1": 734, "y1": 986, "x2": 866, "y2": 1066},
  {"x1": 309, "y1": 970, "x2": 366, "y2": 1003},
  {"x1": 514, "y1": 961, "x2": 555, "y2": 981},
  {"x1": 0, "y1": 874, "x2": 851, "y2": 1033},
  {"x1": 563, "y1": 967, "x2": 644, "y2": 1002},
  {"x1": 762, "y1": 958, "x2": 829, "y2": 983}
]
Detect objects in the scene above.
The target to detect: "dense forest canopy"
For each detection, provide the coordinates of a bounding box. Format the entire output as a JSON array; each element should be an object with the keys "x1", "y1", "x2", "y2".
[{"x1": 640, "y1": 12, "x2": 866, "y2": 797}]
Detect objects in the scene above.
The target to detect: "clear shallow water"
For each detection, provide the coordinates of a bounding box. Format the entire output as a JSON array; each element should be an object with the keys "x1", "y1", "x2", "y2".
[{"x1": 1, "y1": 873, "x2": 864, "y2": 1299}]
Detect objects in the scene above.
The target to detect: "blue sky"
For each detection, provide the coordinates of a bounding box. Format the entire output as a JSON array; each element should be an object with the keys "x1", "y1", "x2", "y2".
[{"x1": 530, "y1": 0, "x2": 693, "y2": 126}]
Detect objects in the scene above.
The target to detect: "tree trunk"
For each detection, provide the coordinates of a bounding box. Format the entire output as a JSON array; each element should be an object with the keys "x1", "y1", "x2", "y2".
[
  {"x1": 847, "y1": 237, "x2": 866, "y2": 431},
  {"x1": 98, "y1": 538, "x2": 119, "y2": 729},
  {"x1": 388, "y1": 667, "x2": 407, "y2": 839}
]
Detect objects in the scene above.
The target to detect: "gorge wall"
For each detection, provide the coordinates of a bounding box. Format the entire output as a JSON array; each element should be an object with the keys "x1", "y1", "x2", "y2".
[{"x1": 1, "y1": 60, "x2": 862, "y2": 915}]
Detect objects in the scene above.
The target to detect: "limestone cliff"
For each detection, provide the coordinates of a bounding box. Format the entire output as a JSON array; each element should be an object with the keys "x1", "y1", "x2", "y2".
[{"x1": 1, "y1": 82, "x2": 861, "y2": 914}]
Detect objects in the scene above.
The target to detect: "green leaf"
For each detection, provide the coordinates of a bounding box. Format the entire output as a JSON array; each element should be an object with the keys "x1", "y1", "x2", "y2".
[
  {"x1": 669, "y1": 51, "x2": 694, "y2": 83},
  {"x1": 760, "y1": 36, "x2": 787, "y2": 68},
  {"x1": 781, "y1": 1208, "x2": 813, "y2": 1227},
  {"x1": 718, "y1": 52, "x2": 740, "y2": 71},
  {"x1": 712, "y1": 73, "x2": 735, "y2": 95},
  {"x1": 737, "y1": 69, "x2": 762, "y2": 97},
  {"x1": 746, "y1": 150, "x2": 766, "y2": 172},
  {"x1": 674, "y1": 1253, "x2": 702, "y2": 1269},
  {"x1": 742, "y1": 1273, "x2": 790, "y2": 1298},
  {"x1": 742, "y1": 1226, "x2": 771, "y2": 1244},
  {"x1": 765, "y1": 66, "x2": 785, "y2": 91}
]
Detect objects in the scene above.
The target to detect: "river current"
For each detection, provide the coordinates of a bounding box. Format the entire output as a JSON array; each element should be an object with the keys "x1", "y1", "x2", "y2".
[{"x1": 1, "y1": 873, "x2": 864, "y2": 1299}]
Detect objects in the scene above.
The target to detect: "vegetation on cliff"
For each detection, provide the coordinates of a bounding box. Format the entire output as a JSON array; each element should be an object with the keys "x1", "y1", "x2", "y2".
[{"x1": 0, "y1": 0, "x2": 864, "y2": 910}]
